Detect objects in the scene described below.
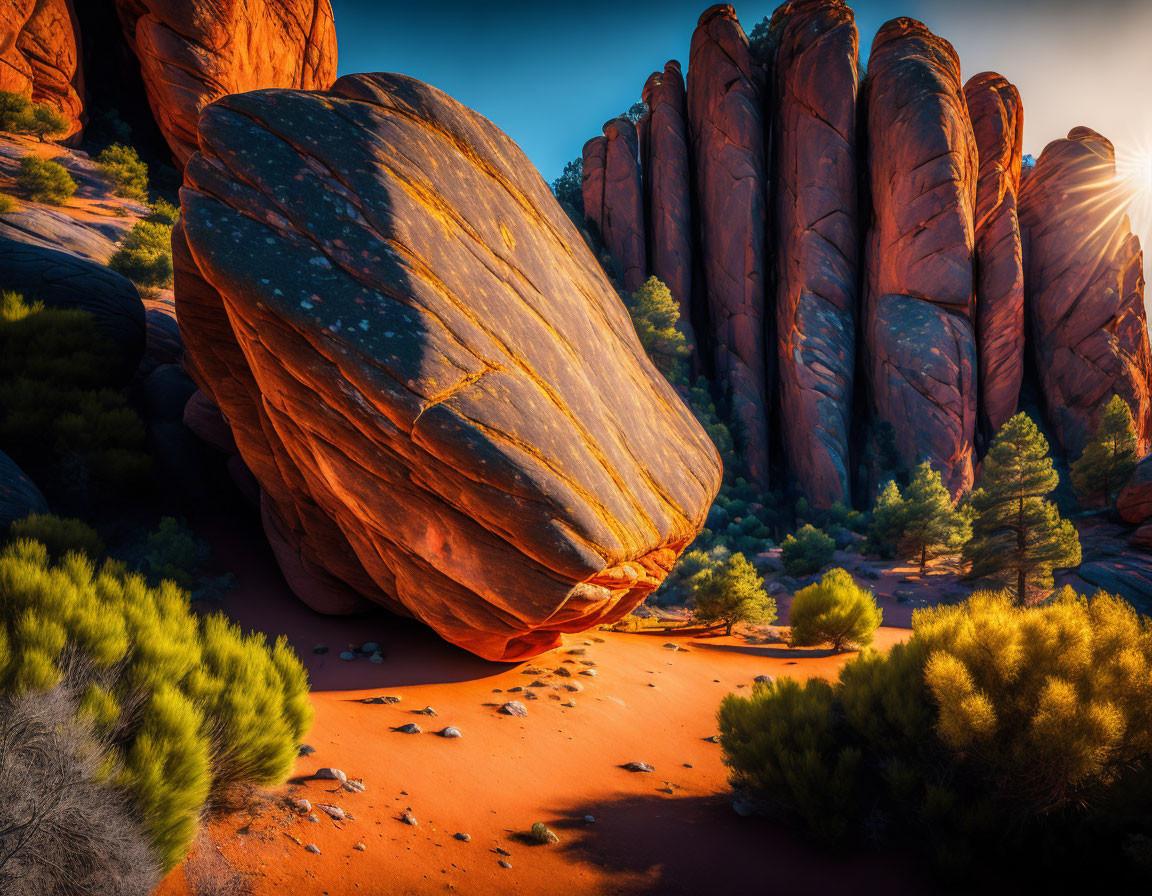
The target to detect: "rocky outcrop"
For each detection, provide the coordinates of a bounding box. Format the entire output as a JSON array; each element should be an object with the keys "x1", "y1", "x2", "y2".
[
  {"x1": 1018, "y1": 127, "x2": 1152, "y2": 456},
  {"x1": 0, "y1": 0, "x2": 84, "y2": 141},
  {"x1": 175, "y1": 73, "x2": 721, "y2": 661},
  {"x1": 862, "y1": 18, "x2": 978, "y2": 497},
  {"x1": 964, "y1": 72, "x2": 1025, "y2": 437},
  {"x1": 581, "y1": 136, "x2": 607, "y2": 237},
  {"x1": 641, "y1": 61, "x2": 695, "y2": 356},
  {"x1": 1118, "y1": 455, "x2": 1152, "y2": 525},
  {"x1": 770, "y1": 0, "x2": 859, "y2": 510},
  {"x1": 113, "y1": 0, "x2": 337, "y2": 167},
  {"x1": 601, "y1": 116, "x2": 646, "y2": 293},
  {"x1": 0, "y1": 235, "x2": 145, "y2": 379},
  {"x1": 687, "y1": 4, "x2": 770, "y2": 488},
  {"x1": 0, "y1": 447, "x2": 47, "y2": 527}
]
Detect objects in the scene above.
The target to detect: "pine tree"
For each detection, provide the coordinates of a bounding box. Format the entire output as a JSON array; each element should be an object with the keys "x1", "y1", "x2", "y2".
[
  {"x1": 898, "y1": 462, "x2": 971, "y2": 576},
  {"x1": 692, "y1": 552, "x2": 775, "y2": 636},
  {"x1": 963, "y1": 413, "x2": 1081, "y2": 603},
  {"x1": 624, "y1": 276, "x2": 690, "y2": 384},
  {"x1": 867, "y1": 479, "x2": 906, "y2": 559},
  {"x1": 1070, "y1": 394, "x2": 1140, "y2": 507}
]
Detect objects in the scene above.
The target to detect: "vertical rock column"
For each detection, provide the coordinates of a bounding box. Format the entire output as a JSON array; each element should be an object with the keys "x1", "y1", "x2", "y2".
[
  {"x1": 581, "y1": 135, "x2": 607, "y2": 237},
  {"x1": 687, "y1": 3, "x2": 771, "y2": 489},
  {"x1": 770, "y1": 0, "x2": 860, "y2": 509},
  {"x1": 601, "y1": 116, "x2": 647, "y2": 293},
  {"x1": 964, "y1": 72, "x2": 1025, "y2": 437},
  {"x1": 641, "y1": 61, "x2": 697, "y2": 366},
  {"x1": 863, "y1": 18, "x2": 979, "y2": 497},
  {"x1": 1019, "y1": 127, "x2": 1152, "y2": 455}
]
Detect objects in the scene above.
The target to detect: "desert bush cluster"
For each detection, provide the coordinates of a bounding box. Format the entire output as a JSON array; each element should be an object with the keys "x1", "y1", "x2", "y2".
[
  {"x1": 16, "y1": 155, "x2": 75, "y2": 205},
  {"x1": 0, "y1": 90, "x2": 68, "y2": 141},
  {"x1": 718, "y1": 588, "x2": 1152, "y2": 873}
]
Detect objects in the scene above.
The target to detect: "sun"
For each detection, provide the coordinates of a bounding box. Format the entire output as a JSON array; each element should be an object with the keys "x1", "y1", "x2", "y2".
[{"x1": 1115, "y1": 142, "x2": 1152, "y2": 257}]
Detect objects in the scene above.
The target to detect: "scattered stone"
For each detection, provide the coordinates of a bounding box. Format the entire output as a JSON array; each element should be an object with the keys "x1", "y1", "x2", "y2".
[
  {"x1": 564, "y1": 682, "x2": 583, "y2": 693},
  {"x1": 498, "y1": 701, "x2": 528, "y2": 717},
  {"x1": 339, "y1": 651, "x2": 357, "y2": 661},
  {"x1": 524, "y1": 690, "x2": 539, "y2": 700},
  {"x1": 683, "y1": 763, "x2": 693, "y2": 768},
  {"x1": 580, "y1": 660, "x2": 596, "y2": 667},
  {"x1": 704, "y1": 735, "x2": 720, "y2": 744},
  {"x1": 413, "y1": 706, "x2": 437, "y2": 716},
  {"x1": 369, "y1": 652, "x2": 384, "y2": 664},
  {"x1": 566, "y1": 648, "x2": 587, "y2": 656},
  {"x1": 499, "y1": 860, "x2": 512, "y2": 869},
  {"x1": 521, "y1": 666, "x2": 544, "y2": 675},
  {"x1": 754, "y1": 674, "x2": 774, "y2": 684},
  {"x1": 343, "y1": 779, "x2": 366, "y2": 793},
  {"x1": 400, "y1": 812, "x2": 418, "y2": 826},
  {"x1": 663, "y1": 643, "x2": 679, "y2": 651},
  {"x1": 292, "y1": 798, "x2": 312, "y2": 813},
  {"x1": 508, "y1": 686, "x2": 524, "y2": 693},
  {"x1": 308, "y1": 813, "x2": 319, "y2": 823},
  {"x1": 318, "y1": 804, "x2": 345, "y2": 821},
  {"x1": 561, "y1": 701, "x2": 576, "y2": 707},
  {"x1": 439, "y1": 727, "x2": 462, "y2": 738},
  {"x1": 312, "y1": 644, "x2": 328, "y2": 654},
  {"x1": 492, "y1": 688, "x2": 503, "y2": 693},
  {"x1": 454, "y1": 832, "x2": 471, "y2": 842},
  {"x1": 554, "y1": 666, "x2": 572, "y2": 677},
  {"x1": 648, "y1": 683, "x2": 657, "y2": 688},
  {"x1": 305, "y1": 844, "x2": 321, "y2": 854},
  {"x1": 657, "y1": 786, "x2": 674, "y2": 794},
  {"x1": 530, "y1": 822, "x2": 559, "y2": 844},
  {"x1": 584, "y1": 815, "x2": 595, "y2": 824},
  {"x1": 622, "y1": 762, "x2": 654, "y2": 773},
  {"x1": 298, "y1": 744, "x2": 315, "y2": 757},
  {"x1": 528, "y1": 680, "x2": 550, "y2": 688},
  {"x1": 579, "y1": 669, "x2": 597, "y2": 677},
  {"x1": 361, "y1": 641, "x2": 381, "y2": 654},
  {"x1": 592, "y1": 637, "x2": 605, "y2": 643},
  {"x1": 393, "y1": 723, "x2": 423, "y2": 734},
  {"x1": 354, "y1": 842, "x2": 366, "y2": 851},
  {"x1": 315, "y1": 768, "x2": 346, "y2": 782},
  {"x1": 495, "y1": 847, "x2": 511, "y2": 856}
]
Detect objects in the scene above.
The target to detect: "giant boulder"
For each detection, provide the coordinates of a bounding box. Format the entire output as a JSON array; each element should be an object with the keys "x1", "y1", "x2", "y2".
[
  {"x1": 1018, "y1": 127, "x2": 1152, "y2": 456},
  {"x1": 863, "y1": 18, "x2": 978, "y2": 497},
  {"x1": 687, "y1": 4, "x2": 770, "y2": 488},
  {"x1": 175, "y1": 73, "x2": 722, "y2": 661},
  {"x1": 965, "y1": 72, "x2": 1025, "y2": 437},
  {"x1": 1118, "y1": 455, "x2": 1152, "y2": 526},
  {"x1": 0, "y1": 0, "x2": 84, "y2": 141},
  {"x1": 641, "y1": 61, "x2": 695, "y2": 359},
  {"x1": 113, "y1": 0, "x2": 337, "y2": 167},
  {"x1": 0, "y1": 447, "x2": 47, "y2": 528},
  {"x1": 770, "y1": 0, "x2": 859, "y2": 510}
]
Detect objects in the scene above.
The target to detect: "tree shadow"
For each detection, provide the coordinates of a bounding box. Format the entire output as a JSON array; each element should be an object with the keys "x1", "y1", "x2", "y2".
[
  {"x1": 690, "y1": 642, "x2": 839, "y2": 659},
  {"x1": 540, "y1": 792, "x2": 936, "y2": 895}
]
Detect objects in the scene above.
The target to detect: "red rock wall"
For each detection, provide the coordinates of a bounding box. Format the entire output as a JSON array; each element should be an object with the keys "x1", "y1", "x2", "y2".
[
  {"x1": 863, "y1": 18, "x2": 978, "y2": 497},
  {"x1": 770, "y1": 0, "x2": 859, "y2": 510},
  {"x1": 1019, "y1": 127, "x2": 1152, "y2": 456},
  {"x1": 601, "y1": 116, "x2": 647, "y2": 293},
  {"x1": 581, "y1": 135, "x2": 607, "y2": 236},
  {"x1": 114, "y1": 0, "x2": 337, "y2": 167},
  {"x1": 0, "y1": 0, "x2": 84, "y2": 141},
  {"x1": 965, "y1": 72, "x2": 1025, "y2": 437},
  {"x1": 687, "y1": 3, "x2": 770, "y2": 489}
]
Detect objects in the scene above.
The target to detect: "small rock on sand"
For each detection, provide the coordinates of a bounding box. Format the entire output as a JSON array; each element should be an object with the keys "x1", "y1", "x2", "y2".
[
  {"x1": 414, "y1": 706, "x2": 437, "y2": 716},
  {"x1": 298, "y1": 744, "x2": 315, "y2": 756},
  {"x1": 401, "y1": 812, "x2": 418, "y2": 826},
  {"x1": 499, "y1": 860, "x2": 512, "y2": 869},
  {"x1": 663, "y1": 643, "x2": 679, "y2": 651},
  {"x1": 454, "y1": 832, "x2": 471, "y2": 842},
  {"x1": 315, "y1": 768, "x2": 346, "y2": 782},
  {"x1": 361, "y1": 641, "x2": 380, "y2": 653},
  {"x1": 704, "y1": 735, "x2": 720, "y2": 744},
  {"x1": 318, "y1": 804, "x2": 345, "y2": 821},
  {"x1": 754, "y1": 675, "x2": 774, "y2": 684},
  {"x1": 354, "y1": 842, "x2": 366, "y2": 851},
  {"x1": 369, "y1": 652, "x2": 384, "y2": 664},
  {"x1": 564, "y1": 682, "x2": 583, "y2": 692},
  {"x1": 561, "y1": 700, "x2": 576, "y2": 707},
  {"x1": 393, "y1": 723, "x2": 423, "y2": 734},
  {"x1": 579, "y1": 669, "x2": 597, "y2": 677},
  {"x1": 622, "y1": 761, "x2": 654, "y2": 773},
  {"x1": 339, "y1": 650, "x2": 357, "y2": 661},
  {"x1": 584, "y1": 815, "x2": 595, "y2": 823},
  {"x1": 292, "y1": 798, "x2": 312, "y2": 813},
  {"x1": 305, "y1": 844, "x2": 321, "y2": 854},
  {"x1": 343, "y1": 779, "x2": 366, "y2": 793},
  {"x1": 554, "y1": 666, "x2": 572, "y2": 677},
  {"x1": 566, "y1": 648, "x2": 586, "y2": 656},
  {"x1": 524, "y1": 690, "x2": 539, "y2": 700},
  {"x1": 499, "y1": 701, "x2": 528, "y2": 717},
  {"x1": 439, "y1": 727, "x2": 462, "y2": 738}
]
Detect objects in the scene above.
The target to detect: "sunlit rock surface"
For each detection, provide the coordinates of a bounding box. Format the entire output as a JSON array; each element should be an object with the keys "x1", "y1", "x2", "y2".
[{"x1": 175, "y1": 73, "x2": 721, "y2": 661}]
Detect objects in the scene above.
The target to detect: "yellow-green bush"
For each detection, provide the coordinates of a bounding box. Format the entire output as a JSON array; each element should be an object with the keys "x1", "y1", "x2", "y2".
[
  {"x1": 0, "y1": 539, "x2": 313, "y2": 871},
  {"x1": 109, "y1": 220, "x2": 173, "y2": 288},
  {"x1": 95, "y1": 143, "x2": 149, "y2": 202},
  {"x1": 719, "y1": 588, "x2": 1152, "y2": 872},
  {"x1": 9, "y1": 513, "x2": 104, "y2": 560},
  {"x1": 17, "y1": 155, "x2": 75, "y2": 205},
  {"x1": 788, "y1": 568, "x2": 882, "y2": 652},
  {"x1": 0, "y1": 192, "x2": 14, "y2": 214}
]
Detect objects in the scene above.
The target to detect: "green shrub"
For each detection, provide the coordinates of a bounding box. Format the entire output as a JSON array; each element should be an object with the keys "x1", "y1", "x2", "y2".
[
  {"x1": 1071, "y1": 394, "x2": 1139, "y2": 506},
  {"x1": 866, "y1": 463, "x2": 970, "y2": 574},
  {"x1": 96, "y1": 143, "x2": 149, "y2": 202},
  {"x1": 0, "y1": 193, "x2": 14, "y2": 214},
  {"x1": 17, "y1": 155, "x2": 76, "y2": 205},
  {"x1": 25, "y1": 104, "x2": 68, "y2": 141},
  {"x1": 0, "y1": 538, "x2": 313, "y2": 871},
  {"x1": 692, "y1": 552, "x2": 775, "y2": 635},
  {"x1": 9, "y1": 513, "x2": 104, "y2": 560},
  {"x1": 719, "y1": 587, "x2": 1152, "y2": 872},
  {"x1": 788, "y1": 568, "x2": 882, "y2": 652},
  {"x1": 109, "y1": 220, "x2": 173, "y2": 288},
  {"x1": 146, "y1": 197, "x2": 180, "y2": 226},
  {"x1": 780, "y1": 524, "x2": 835, "y2": 577},
  {"x1": 624, "y1": 276, "x2": 690, "y2": 384},
  {"x1": 0, "y1": 293, "x2": 151, "y2": 496},
  {"x1": 0, "y1": 90, "x2": 67, "y2": 141}
]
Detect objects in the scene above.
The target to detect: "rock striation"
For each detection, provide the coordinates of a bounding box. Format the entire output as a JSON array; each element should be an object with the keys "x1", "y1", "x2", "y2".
[
  {"x1": 0, "y1": 0, "x2": 84, "y2": 141},
  {"x1": 113, "y1": 0, "x2": 338, "y2": 167},
  {"x1": 175, "y1": 73, "x2": 721, "y2": 661},
  {"x1": 769, "y1": 0, "x2": 859, "y2": 510},
  {"x1": 964, "y1": 72, "x2": 1025, "y2": 437},
  {"x1": 862, "y1": 18, "x2": 978, "y2": 497},
  {"x1": 687, "y1": 4, "x2": 770, "y2": 489},
  {"x1": 1018, "y1": 127, "x2": 1152, "y2": 456}
]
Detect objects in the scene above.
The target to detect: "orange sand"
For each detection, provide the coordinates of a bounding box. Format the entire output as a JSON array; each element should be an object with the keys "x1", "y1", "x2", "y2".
[{"x1": 153, "y1": 515, "x2": 932, "y2": 895}]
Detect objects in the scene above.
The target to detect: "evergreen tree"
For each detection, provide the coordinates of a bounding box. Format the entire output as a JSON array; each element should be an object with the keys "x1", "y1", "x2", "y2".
[
  {"x1": 624, "y1": 276, "x2": 690, "y2": 384},
  {"x1": 897, "y1": 462, "x2": 971, "y2": 576},
  {"x1": 963, "y1": 413, "x2": 1081, "y2": 603},
  {"x1": 550, "y1": 156, "x2": 583, "y2": 217},
  {"x1": 1070, "y1": 394, "x2": 1140, "y2": 507},
  {"x1": 866, "y1": 479, "x2": 905, "y2": 559},
  {"x1": 692, "y1": 552, "x2": 775, "y2": 636}
]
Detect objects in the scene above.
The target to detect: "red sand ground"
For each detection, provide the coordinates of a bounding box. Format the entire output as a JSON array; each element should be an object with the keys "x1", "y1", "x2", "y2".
[{"x1": 154, "y1": 515, "x2": 937, "y2": 896}]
